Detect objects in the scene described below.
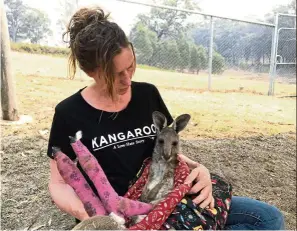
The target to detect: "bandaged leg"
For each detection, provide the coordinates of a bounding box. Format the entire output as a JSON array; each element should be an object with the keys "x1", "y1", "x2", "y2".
[
  {"x1": 52, "y1": 147, "x2": 107, "y2": 217},
  {"x1": 69, "y1": 131, "x2": 153, "y2": 218}
]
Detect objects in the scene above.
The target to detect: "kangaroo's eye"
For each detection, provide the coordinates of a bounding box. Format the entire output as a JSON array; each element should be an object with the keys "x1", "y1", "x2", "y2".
[
  {"x1": 158, "y1": 139, "x2": 164, "y2": 144},
  {"x1": 172, "y1": 141, "x2": 178, "y2": 146}
]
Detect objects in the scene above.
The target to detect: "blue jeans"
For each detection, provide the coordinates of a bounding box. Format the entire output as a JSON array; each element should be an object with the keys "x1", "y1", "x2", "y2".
[{"x1": 225, "y1": 196, "x2": 285, "y2": 230}]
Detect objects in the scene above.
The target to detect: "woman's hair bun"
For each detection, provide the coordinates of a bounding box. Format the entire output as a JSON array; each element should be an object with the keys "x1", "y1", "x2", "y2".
[{"x1": 63, "y1": 7, "x2": 110, "y2": 45}]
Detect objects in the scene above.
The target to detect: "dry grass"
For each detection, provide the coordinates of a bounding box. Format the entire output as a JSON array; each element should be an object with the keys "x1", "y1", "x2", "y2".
[
  {"x1": 1, "y1": 73, "x2": 296, "y2": 140},
  {"x1": 4, "y1": 52, "x2": 296, "y2": 140}
]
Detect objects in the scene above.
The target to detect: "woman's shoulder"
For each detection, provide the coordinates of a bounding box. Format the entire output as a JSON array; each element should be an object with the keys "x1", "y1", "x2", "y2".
[
  {"x1": 132, "y1": 81, "x2": 158, "y2": 93},
  {"x1": 54, "y1": 88, "x2": 85, "y2": 115}
]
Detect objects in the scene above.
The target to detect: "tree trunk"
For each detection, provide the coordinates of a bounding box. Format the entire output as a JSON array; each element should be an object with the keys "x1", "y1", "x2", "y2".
[
  {"x1": 13, "y1": 25, "x2": 17, "y2": 42},
  {"x1": 1, "y1": 1, "x2": 19, "y2": 121}
]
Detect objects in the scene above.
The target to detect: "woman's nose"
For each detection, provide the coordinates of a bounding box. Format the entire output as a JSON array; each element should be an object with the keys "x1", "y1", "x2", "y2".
[{"x1": 120, "y1": 71, "x2": 131, "y2": 86}]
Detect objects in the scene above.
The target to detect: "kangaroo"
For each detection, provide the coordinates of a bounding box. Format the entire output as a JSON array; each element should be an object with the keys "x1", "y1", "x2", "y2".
[
  {"x1": 130, "y1": 111, "x2": 190, "y2": 224},
  {"x1": 140, "y1": 111, "x2": 191, "y2": 205}
]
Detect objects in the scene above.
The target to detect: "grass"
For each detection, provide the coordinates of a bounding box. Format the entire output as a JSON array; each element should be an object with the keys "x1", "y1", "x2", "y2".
[
  {"x1": 134, "y1": 68, "x2": 296, "y2": 96},
  {"x1": 2, "y1": 51, "x2": 296, "y2": 140}
]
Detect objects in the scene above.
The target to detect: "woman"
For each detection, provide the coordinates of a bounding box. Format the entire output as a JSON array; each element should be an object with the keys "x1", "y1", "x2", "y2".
[{"x1": 47, "y1": 7, "x2": 285, "y2": 230}]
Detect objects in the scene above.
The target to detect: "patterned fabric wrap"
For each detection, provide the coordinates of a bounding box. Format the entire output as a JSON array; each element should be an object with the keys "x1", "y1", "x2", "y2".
[
  {"x1": 125, "y1": 158, "x2": 232, "y2": 230},
  {"x1": 125, "y1": 158, "x2": 191, "y2": 230}
]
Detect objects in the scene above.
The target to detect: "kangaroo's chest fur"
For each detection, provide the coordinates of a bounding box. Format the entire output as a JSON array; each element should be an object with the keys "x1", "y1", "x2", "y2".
[{"x1": 140, "y1": 159, "x2": 176, "y2": 204}]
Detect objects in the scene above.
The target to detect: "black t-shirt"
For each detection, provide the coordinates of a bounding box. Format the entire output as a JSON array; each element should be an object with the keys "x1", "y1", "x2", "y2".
[{"x1": 47, "y1": 81, "x2": 173, "y2": 196}]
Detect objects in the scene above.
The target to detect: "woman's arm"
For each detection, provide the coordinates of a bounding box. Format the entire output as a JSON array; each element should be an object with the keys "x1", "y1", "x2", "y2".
[
  {"x1": 178, "y1": 154, "x2": 200, "y2": 169},
  {"x1": 48, "y1": 159, "x2": 90, "y2": 221},
  {"x1": 178, "y1": 154, "x2": 215, "y2": 209}
]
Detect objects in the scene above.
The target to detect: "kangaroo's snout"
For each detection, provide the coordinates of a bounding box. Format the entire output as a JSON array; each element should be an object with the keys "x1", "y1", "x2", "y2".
[
  {"x1": 156, "y1": 131, "x2": 179, "y2": 162},
  {"x1": 162, "y1": 149, "x2": 172, "y2": 161}
]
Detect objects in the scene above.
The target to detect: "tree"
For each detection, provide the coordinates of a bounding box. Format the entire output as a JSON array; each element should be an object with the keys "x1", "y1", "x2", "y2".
[
  {"x1": 193, "y1": 19, "x2": 273, "y2": 71},
  {"x1": 21, "y1": 8, "x2": 51, "y2": 43},
  {"x1": 177, "y1": 35, "x2": 190, "y2": 71},
  {"x1": 189, "y1": 45, "x2": 208, "y2": 74},
  {"x1": 1, "y1": 0, "x2": 19, "y2": 120},
  {"x1": 154, "y1": 41, "x2": 167, "y2": 68},
  {"x1": 212, "y1": 51, "x2": 225, "y2": 74},
  {"x1": 165, "y1": 40, "x2": 181, "y2": 69},
  {"x1": 135, "y1": 0, "x2": 200, "y2": 41},
  {"x1": 130, "y1": 0, "x2": 202, "y2": 68},
  {"x1": 4, "y1": 0, "x2": 52, "y2": 43},
  {"x1": 192, "y1": 24, "x2": 211, "y2": 48},
  {"x1": 130, "y1": 0, "x2": 294, "y2": 74},
  {"x1": 4, "y1": 0, "x2": 27, "y2": 42},
  {"x1": 154, "y1": 40, "x2": 181, "y2": 69},
  {"x1": 189, "y1": 45, "x2": 198, "y2": 73},
  {"x1": 191, "y1": 0, "x2": 296, "y2": 73},
  {"x1": 130, "y1": 23, "x2": 154, "y2": 65},
  {"x1": 196, "y1": 45, "x2": 207, "y2": 73}
]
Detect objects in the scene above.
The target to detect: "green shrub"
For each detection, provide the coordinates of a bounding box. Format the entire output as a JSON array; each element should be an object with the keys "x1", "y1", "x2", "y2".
[{"x1": 212, "y1": 52, "x2": 225, "y2": 74}]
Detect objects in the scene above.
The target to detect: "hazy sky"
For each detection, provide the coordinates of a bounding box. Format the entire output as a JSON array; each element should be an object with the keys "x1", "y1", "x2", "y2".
[{"x1": 22, "y1": 0, "x2": 291, "y2": 45}]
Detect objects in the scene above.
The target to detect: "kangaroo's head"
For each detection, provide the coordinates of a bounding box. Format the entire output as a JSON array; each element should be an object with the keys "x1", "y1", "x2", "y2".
[{"x1": 152, "y1": 111, "x2": 191, "y2": 163}]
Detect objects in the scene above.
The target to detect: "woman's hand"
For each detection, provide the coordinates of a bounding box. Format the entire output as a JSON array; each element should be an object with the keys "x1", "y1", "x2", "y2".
[{"x1": 178, "y1": 154, "x2": 214, "y2": 209}]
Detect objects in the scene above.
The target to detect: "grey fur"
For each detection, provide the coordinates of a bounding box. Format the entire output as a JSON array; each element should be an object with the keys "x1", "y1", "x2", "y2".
[
  {"x1": 72, "y1": 213, "x2": 125, "y2": 230},
  {"x1": 140, "y1": 111, "x2": 191, "y2": 205},
  {"x1": 69, "y1": 130, "x2": 83, "y2": 143},
  {"x1": 51, "y1": 146, "x2": 61, "y2": 158}
]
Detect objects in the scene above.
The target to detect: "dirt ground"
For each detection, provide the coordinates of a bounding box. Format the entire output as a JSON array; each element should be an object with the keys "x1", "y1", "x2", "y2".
[{"x1": 1, "y1": 132, "x2": 296, "y2": 230}]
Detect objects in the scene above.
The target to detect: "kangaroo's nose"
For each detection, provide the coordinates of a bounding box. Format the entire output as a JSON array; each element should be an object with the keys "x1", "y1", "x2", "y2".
[{"x1": 162, "y1": 148, "x2": 172, "y2": 161}]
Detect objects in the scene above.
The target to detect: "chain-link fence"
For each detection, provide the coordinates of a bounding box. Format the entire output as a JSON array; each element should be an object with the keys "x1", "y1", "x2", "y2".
[
  {"x1": 211, "y1": 18, "x2": 274, "y2": 94},
  {"x1": 273, "y1": 14, "x2": 296, "y2": 88},
  {"x1": 114, "y1": 0, "x2": 296, "y2": 96}
]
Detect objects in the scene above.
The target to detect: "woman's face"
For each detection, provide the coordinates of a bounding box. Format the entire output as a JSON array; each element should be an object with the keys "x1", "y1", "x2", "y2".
[{"x1": 112, "y1": 46, "x2": 135, "y2": 95}]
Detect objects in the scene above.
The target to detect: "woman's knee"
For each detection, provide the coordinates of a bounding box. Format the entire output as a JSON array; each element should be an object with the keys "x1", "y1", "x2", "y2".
[
  {"x1": 250, "y1": 200, "x2": 285, "y2": 230},
  {"x1": 261, "y1": 204, "x2": 285, "y2": 230},
  {"x1": 227, "y1": 196, "x2": 285, "y2": 230}
]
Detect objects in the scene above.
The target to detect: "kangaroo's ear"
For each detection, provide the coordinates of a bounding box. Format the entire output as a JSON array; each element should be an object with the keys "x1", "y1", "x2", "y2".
[
  {"x1": 152, "y1": 111, "x2": 167, "y2": 132},
  {"x1": 172, "y1": 114, "x2": 191, "y2": 133}
]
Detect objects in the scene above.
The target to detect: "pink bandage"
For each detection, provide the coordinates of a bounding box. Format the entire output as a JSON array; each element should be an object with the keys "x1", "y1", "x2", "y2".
[
  {"x1": 52, "y1": 148, "x2": 107, "y2": 217},
  {"x1": 70, "y1": 140, "x2": 153, "y2": 218}
]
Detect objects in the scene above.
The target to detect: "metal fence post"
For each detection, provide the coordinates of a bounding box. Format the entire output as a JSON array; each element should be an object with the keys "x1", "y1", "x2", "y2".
[
  {"x1": 268, "y1": 13, "x2": 279, "y2": 96},
  {"x1": 208, "y1": 16, "x2": 214, "y2": 91}
]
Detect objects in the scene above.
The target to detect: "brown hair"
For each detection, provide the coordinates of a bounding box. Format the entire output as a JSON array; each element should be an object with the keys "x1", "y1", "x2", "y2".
[{"x1": 63, "y1": 7, "x2": 135, "y2": 100}]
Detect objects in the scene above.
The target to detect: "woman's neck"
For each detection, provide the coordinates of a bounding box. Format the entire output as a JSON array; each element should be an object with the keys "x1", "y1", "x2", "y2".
[{"x1": 81, "y1": 83, "x2": 131, "y2": 112}]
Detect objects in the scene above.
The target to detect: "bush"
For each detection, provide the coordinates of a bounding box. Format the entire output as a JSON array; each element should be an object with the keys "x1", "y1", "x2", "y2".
[
  {"x1": 239, "y1": 62, "x2": 250, "y2": 71},
  {"x1": 212, "y1": 52, "x2": 225, "y2": 74},
  {"x1": 10, "y1": 42, "x2": 70, "y2": 57}
]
